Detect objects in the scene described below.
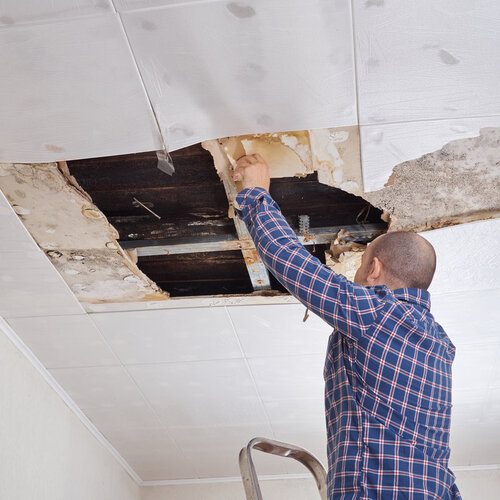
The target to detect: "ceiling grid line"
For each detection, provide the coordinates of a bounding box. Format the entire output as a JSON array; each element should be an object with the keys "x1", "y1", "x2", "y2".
[
  {"x1": 223, "y1": 306, "x2": 279, "y2": 443},
  {"x1": 85, "y1": 312, "x2": 201, "y2": 479}
]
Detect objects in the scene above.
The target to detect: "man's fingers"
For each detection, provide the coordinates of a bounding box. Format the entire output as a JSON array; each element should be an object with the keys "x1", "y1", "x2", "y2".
[
  {"x1": 236, "y1": 156, "x2": 252, "y2": 168},
  {"x1": 236, "y1": 154, "x2": 262, "y2": 167},
  {"x1": 233, "y1": 165, "x2": 245, "y2": 182}
]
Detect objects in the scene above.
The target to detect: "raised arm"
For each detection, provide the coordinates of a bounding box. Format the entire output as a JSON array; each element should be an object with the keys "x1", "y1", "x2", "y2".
[{"x1": 233, "y1": 155, "x2": 383, "y2": 338}]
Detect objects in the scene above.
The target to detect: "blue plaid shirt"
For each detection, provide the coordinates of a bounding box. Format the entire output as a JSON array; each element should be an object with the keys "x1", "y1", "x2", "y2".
[{"x1": 236, "y1": 187, "x2": 461, "y2": 500}]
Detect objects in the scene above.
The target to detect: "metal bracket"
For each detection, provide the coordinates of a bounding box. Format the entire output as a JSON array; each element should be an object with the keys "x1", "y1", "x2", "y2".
[{"x1": 131, "y1": 224, "x2": 385, "y2": 257}]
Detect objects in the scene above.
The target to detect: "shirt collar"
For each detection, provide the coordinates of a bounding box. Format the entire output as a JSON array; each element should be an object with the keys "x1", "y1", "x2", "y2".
[{"x1": 392, "y1": 288, "x2": 431, "y2": 310}]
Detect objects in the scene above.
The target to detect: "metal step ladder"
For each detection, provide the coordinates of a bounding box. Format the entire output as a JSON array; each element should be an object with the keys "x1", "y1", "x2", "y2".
[{"x1": 239, "y1": 437, "x2": 327, "y2": 499}]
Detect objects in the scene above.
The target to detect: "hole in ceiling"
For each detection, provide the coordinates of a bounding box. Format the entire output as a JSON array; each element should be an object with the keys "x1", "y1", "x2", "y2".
[{"x1": 67, "y1": 143, "x2": 388, "y2": 297}]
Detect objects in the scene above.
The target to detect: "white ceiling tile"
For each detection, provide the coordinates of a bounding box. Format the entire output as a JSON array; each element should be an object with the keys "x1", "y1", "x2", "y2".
[
  {"x1": 248, "y1": 355, "x2": 325, "y2": 402},
  {"x1": 360, "y1": 117, "x2": 500, "y2": 192},
  {"x1": 0, "y1": 14, "x2": 161, "y2": 163},
  {"x1": 449, "y1": 423, "x2": 474, "y2": 467},
  {"x1": 354, "y1": 0, "x2": 500, "y2": 124},
  {"x1": 130, "y1": 451, "x2": 197, "y2": 481},
  {"x1": 102, "y1": 425, "x2": 174, "y2": 451},
  {"x1": 186, "y1": 447, "x2": 286, "y2": 478},
  {"x1": 7, "y1": 314, "x2": 119, "y2": 368},
  {"x1": 171, "y1": 423, "x2": 274, "y2": 453},
  {"x1": 431, "y1": 290, "x2": 500, "y2": 346},
  {"x1": 0, "y1": 1, "x2": 113, "y2": 27},
  {"x1": 91, "y1": 307, "x2": 242, "y2": 364},
  {"x1": 452, "y1": 388, "x2": 489, "y2": 424},
  {"x1": 420, "y1": 219, "x2": 500, "y2": 295},
  {"x1": 0, "y1": 195, "x2": 38, "y2": 252},
  {"x1": 264, "y1": 398, "x2": 326, "y2": 429},
  {"x1": 115, "y1": 0, "x2": 197, "y2": 10},
  {"x1": 83, "y1": 403, "x2": 161, "y2": 432},
  {"x1": 49, "y1": 365, "x2": 148, "y2": 409},
  {"x1": 0, "y1": 250, "x2": 83, "y2": 318},
  {"x1": 452, "y1": 343, "x2": 499, "y2": 393},
  {"x1": 451, "y1": 387, "x2": 489, "y2": 465},
  {"x1": 469, "y1": 415, "x2": 500, "y2": 465},
  {"x1": 171, "y1": 423, "x2": 286, "y2": 477},
  {"x1": 228, "y1": 304, "x2": 331, "y2": 358},
  {"x1": 121, "y1": 0, "x2": 356, "y2": 151},
  {"x1": 101, "y1": 426, "x2": 197, "y2": 480},
  {"x1": 128, "y1": 359, "x2": 269, "y2": 426},
  {"x1": 490, "y1": 352, "x2": 500, "y2": 389}
]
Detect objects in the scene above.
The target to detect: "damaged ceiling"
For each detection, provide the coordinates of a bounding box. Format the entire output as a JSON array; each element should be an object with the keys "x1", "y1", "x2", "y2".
[
  {"x1": 0, "y1": 0, "x2": 499, "y2": 488},
  {"x1": 1, "y1": 127, "x2": 498, "y2": 303}
]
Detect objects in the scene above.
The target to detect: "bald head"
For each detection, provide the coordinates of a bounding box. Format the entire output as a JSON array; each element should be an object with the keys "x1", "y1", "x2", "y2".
[{"x1": 366, "y1": 232, "x2": 436, "y2": 290}]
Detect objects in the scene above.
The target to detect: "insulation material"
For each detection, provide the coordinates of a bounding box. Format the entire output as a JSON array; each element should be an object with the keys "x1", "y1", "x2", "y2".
[
  {"x1": 354, "y1": 0, "x2": 500, "y2": 124},
  {"x1": 121, "y1": 0, "x2": 357, "y2": 152},
  {"x1": 365, "y1": 127, "x2": 500, "y2": 232},
  {"x1": 0, "y1": 162, "x2": 167, "y2": 303},
  {"x1": 205, "y1": 126, "x2": 363, "y2": 196},
  {"x1": 0, "y1": 14, "x2": 162, "y2": 163}
]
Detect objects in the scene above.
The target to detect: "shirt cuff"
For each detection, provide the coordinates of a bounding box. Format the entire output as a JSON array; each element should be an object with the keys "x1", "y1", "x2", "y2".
[{"x1": 234, "y1": 187, "x2": 270, "y2": 218}]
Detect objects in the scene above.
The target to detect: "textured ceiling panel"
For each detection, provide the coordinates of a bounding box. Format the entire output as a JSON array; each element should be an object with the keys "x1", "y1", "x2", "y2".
[
  {"x1": 91, "y1": 308, "x2": 243, "y2": 364},
  {"x1": 127, "y1": 359, "x2": 269, "y2": 427},
  {"x1": 0, "y1": 14, "x2": 162, "y2": 163},
  {"x1": 354, "y1": 0, "x2": 500, "y2": 124},
  {"x1": 0, "y1": 0, "x2": 113, "y2": 27},
  {"x1": 0, "y1": 249, "x2": 84, "y2": 318},
  {"x1": 360, "y1": 116, "x2": 500, "y2": 192},
  {"x1": 420, "y1": 219, "x2": 500, "y2": 295},
  {"x1": 121, "y1": 0, "x2": 357, "y2": 151},
  {"x1": 114, "y1": 0, "x2": 194, "y2": 10}
]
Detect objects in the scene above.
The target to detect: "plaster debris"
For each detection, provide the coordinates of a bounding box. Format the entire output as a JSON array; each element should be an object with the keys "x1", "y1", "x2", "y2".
[
  {"x1": 325, "y1": 230, "x2": 367, "y2": 282},
  {"x1": 0, "y1": 161, "x2": 168, "y2": 304}
]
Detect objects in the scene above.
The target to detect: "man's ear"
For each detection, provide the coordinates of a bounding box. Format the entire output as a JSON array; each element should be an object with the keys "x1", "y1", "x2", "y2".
[{"x1": 366, "y1": 256, "x2": 384, "y2": 285}]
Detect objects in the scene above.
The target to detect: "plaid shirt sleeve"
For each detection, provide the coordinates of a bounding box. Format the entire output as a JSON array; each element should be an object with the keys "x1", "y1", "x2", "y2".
[{"x1": 235, "y1": 187, "x2": 384, "y2": 339}]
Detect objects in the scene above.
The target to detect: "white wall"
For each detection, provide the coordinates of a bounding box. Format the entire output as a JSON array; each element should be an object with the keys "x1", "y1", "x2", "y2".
[
  {"x1": 0, "y1": 321, "x2": 140, "y2": 500},
  {"x1": 141, "y1": 470, "x2": 500, "y2": 500},
  {"x1": 141, "y1": 478, "x2": 319, "y2": 500}
]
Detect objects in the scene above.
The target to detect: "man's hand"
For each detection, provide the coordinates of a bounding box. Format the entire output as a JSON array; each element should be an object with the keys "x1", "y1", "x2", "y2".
[{"x1": 233, "y1": 154, "x2": 270, "y2": 192}]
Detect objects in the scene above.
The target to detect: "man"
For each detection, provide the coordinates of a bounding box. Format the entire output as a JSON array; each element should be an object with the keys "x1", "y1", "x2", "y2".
[{"x1": 233, "y1": 154, "x2": 461, "y2": 499}]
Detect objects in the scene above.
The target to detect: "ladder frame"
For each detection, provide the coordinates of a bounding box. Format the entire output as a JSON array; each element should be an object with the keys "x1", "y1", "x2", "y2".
[{"x1": 239, "y1": 437, "x2": 327, "y2": 500}]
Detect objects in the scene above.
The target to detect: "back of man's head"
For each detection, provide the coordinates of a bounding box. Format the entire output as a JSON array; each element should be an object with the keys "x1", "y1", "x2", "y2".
[{"x1": 369, "y1": 232, "x2": 437, "y2": 290}]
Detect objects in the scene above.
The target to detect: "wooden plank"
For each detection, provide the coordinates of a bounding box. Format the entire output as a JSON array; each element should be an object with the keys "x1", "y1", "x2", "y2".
[
  {"x1": 111, "y1": 214, "x2": 236, "y2": 243},
  {"x1": 87, "y1": 184, "x2": 229, "y2": 218},
  {"x1": 67, "y1": 145, "x2": 220, "y2": 191},
  {"x1": 139, "y1": 250, "x2": 253, "y2": 297}
]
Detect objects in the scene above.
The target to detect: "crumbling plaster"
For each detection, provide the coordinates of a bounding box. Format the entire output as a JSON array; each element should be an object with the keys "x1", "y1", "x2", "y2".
[
  {"x1": 206, "y1": 126, "x2": 500, "y2": 282},
  {"x1": 0, "y1": 126, "x2": 498, "y2": 305},
  {"x1": 0, "y1": 162, "x2": 166, "y2": 303}
]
